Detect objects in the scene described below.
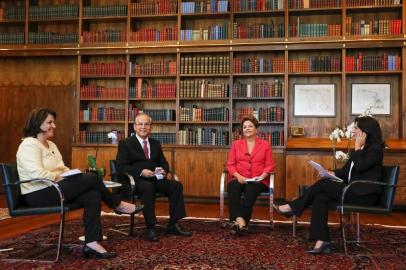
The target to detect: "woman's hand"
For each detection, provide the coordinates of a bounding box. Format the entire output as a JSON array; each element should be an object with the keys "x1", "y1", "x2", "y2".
[
  {"x1": 355, "y1": 132, "x2": 366, "y2": 150},
  {"x1": 237, "y1": 176, "x2": 247, "y2": 184},
  {"x1": 55, "y1": 175, "x2": 64, "y2": 182}
]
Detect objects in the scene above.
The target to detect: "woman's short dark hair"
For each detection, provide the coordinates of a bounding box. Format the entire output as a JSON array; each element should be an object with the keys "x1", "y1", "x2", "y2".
[
  {"x1": 354, "y1": 116, "x2": 384, "y2": 147},
  {"x1": 241, "y1": 115, "x2": 259, "y2": 128},
  {"x1": 23, "y1": 108, "x2": 57, "y2": 138}
]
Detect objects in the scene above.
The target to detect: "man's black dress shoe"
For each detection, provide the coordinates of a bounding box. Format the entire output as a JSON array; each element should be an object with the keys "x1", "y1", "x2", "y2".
[
  {"x1": 114, "y1": 204, "x2": 144, "y2": 215},
  {"x1": 145, "y1": 228, "x2": 159, "y2": 242},
  {"x1": 167, "y1": 222, "x2": 192, "y2": 237},
  {"x1": 308, "y1": 242, "x2": 331, "y2": 255},
  {"x1": 273, "y1": 204, "x2": 294, "y2": 218},
  {"x1": 83, "y1": 245, "x2": 116, "y2": 259}
]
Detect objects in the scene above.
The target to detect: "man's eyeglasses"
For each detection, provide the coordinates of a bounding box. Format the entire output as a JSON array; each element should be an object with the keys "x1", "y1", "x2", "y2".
[{"x1": 136, "y1": 123, "x2": 151, "y2": 127}]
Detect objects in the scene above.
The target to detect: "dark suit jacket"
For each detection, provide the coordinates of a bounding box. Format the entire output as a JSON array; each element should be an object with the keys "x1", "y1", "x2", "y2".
[
  {"x1": 334, "y1": 142, "x2": 384, "y2": 196},
  {"x1": 116, "y1": 135, "x2": 169, "y2": 181}
]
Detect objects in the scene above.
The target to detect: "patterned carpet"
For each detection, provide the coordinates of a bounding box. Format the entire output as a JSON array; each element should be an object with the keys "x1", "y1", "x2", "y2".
[{"x1": 0, "y1": 216, "x2": 405, "y2": 270}]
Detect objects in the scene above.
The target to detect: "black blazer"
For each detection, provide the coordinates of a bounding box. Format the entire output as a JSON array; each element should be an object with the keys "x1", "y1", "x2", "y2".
[
  {"x1": 116, "y1": 135, "x2": 169, "y2": 181},
  {"x1": 334, "y1": 142, "x2": 384, "y2": 196}
]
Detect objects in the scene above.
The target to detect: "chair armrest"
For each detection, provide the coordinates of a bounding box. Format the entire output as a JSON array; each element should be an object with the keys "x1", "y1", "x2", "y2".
[
  {"x1": 4, "y1": 178, "x2": 66, "y2": 214},
  {"x1": 268, "y1": 172, "x2": 275, "y2": 192},
  {"x1": 340, "y1": 180, "x2": 395, "y2": 207}
]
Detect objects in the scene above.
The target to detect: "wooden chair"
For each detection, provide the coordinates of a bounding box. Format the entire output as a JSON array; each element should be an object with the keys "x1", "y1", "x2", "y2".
[
  {"x1": 292, "y1": 165, "x2": 400, "y2": 255},
  {"x1": 219, "y1": 168, "x2": 275, "y2": 229},
  {"x1": 0, "y1": 163, "x2": 82, "y2": 263}
]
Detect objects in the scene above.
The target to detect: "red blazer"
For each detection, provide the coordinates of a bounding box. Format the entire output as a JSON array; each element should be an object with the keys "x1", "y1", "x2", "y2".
[{"x1": 227, "y1": 138, "x2": 275, "y2": 187}]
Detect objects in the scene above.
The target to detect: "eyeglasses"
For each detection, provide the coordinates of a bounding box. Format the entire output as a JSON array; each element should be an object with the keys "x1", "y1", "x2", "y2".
[{"x1": 136, "y1": 123, "x2": 151, "y2": 127}]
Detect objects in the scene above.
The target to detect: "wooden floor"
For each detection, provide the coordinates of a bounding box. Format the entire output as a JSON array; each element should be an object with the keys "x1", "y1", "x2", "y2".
[{"x1": 0, "y1": 196, "x2": 405, "y2": 241}]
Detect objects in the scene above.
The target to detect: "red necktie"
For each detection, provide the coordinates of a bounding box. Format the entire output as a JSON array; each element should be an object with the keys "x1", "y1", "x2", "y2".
[{"x1": 143, "y1": 140, "x2": 149, "y2": 159}]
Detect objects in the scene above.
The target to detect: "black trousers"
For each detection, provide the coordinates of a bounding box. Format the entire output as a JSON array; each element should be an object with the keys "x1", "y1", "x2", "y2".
[
  {"x1": 134, "y1": 178, "x2": 187, "y2": 227},
  {"x1": 227, "y1": 180, "x2": 268, "y2": 224},
  {"x1": 25, "y1": 173, "x2": 121, "y2": 243},
  {"x1": 289, "y1": 178, "x2": 378, "y2": 242}
]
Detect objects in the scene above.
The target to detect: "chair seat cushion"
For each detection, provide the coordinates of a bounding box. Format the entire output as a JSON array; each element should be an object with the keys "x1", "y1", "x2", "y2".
[
  {"x1": 340, "y1": 204, "x2": 391, "y2": 214},
  {"x1": 9, "y1": 202, "x2": 82, "y2": 217}
]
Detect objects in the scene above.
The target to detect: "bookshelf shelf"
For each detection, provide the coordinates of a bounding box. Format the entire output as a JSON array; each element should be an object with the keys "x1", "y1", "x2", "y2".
[
  {"x1": 29, "y1": 18, "x2": 78, "y2": 23},
  {"x1": 130, "y1": 14, "x2": 178, "y2": 21},
  {"x1": 130, "y1": 74, "x2": 176, "y2": 78},
  {"x1": 180, "y1": 121, "x2": 229, "y2": 124},
  {"x1": 79, "y1": 121, "x2": 126, "y2": 124},
  {"x1": 233, "y1": 10, "x2": 285, "y2": 17},
  {"x1": 233, "y1": 73, "x2": 285, "y2": 77},
  {"x1": 129, "y1": 98, "x2": 177, "y2": 101},
  {"x1": 288, "y1": 7, "x2": 342, "y2": 15},
  {"x1": 288, "y1": 72, "x2": 342, "y2": 76},
  {"x1": 180, "y1": 97, "x2": 229, "y2": 101},
  {"x1": 233, "y1": 97, "x2": 284, "y2": 101},
  {"x1": 79, "y1": 98, "x2": 126, "y2": 101}
]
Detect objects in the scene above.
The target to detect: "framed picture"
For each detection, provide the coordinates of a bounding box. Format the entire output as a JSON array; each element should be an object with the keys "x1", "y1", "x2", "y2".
[
  {"x1": 351, "y1": 83, "x2": 391, "y2": 115},
  {"x1": 293, "y1": 84, "x2": 336, "y2": 117}
]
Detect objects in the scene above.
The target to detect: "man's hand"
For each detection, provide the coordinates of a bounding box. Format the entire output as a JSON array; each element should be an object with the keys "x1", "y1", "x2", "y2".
[{"x1": 141, "y1": 169, "x2": 155, "y2": 178}]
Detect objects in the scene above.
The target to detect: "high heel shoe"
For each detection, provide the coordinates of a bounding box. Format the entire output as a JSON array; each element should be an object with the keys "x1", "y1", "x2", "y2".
[
  {"x1": 307, "y1": 242, "x2": 331, "y2": 255},
  {"x1": 83, "y1": 245, "x2": 117, "y2": 259},
  {"x1": 273, "y1": 204, "x2": 294, "y2": 218},
  {"x1": 114, "y1": 204, "x2": 144, "y2": 215}
]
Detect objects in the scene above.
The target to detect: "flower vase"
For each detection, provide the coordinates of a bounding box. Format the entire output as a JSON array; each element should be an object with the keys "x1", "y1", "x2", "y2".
[{"x1": 332, "y1": 144, "x2": 337, "y2": 170}]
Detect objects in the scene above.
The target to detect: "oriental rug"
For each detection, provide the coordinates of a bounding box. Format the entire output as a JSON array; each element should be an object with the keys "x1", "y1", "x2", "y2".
[{"x1": 0, "y1": 216, "x2": 405, "y2": 270}]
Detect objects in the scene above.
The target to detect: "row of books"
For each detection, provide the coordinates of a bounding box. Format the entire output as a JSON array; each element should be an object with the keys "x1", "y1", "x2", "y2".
[
  {"x1": 347, "y1": 0, "x2": 401, "y2": 6},
  {"x1": 180, "y1": 106, "x2": 229, "y2": 121},
  {"x1": 130, "y1": 28, "x2": 178, "y2": 42},
  {"x1": 233, "y1": 107, "x2": 284, "y2": 122},
  {"x1": 129, "y1": 1, "x2": 178, "y2": 16},
  {"x1": 233, "y1": 22, "x2": 285, "y2": 39},
  {"x1": 289, "y1": 23, "x2": 341, "y2": 37},
  {"x1": 233, "y1": 80, "x2": 285, "y2": 98},
  {"x1": 178, "y1": 127, "x2": 229, "y2": 145},
  {"x1": 288, "y1": 56, "x2": 341, "y2": 72},
  {"x1": 128, "y1": 105, "x2": 142, "y2": 121},
  {"x1": 80, "y1": 86, "x2": 127, "y2": 99},
  {"x1": 129, "y1": 61, "x2": 177, "y2": 76},
  {"x1": 83, "y1": 5, "x2": 127, "y2": 17},
  {"x1": 28, "y1": 32, "x2": 78, "y2": 44},
  {"x1": 232, "y1": 129, "x2": 284, "y2": 146},
  {"x1": 233, "y1": 57, "x2": 285, "y2": 73},
  {"x1": 80, "y1": 107, "x2": 126, "y2": 122},
  {"x1": 78, "y1": 130, "x2": 124, "y2": 144},
  {"x1": 181, "y1": 0, "x2": 229, "y2": 14},
  {"x1": 82, "y1": 31, "x2": 126, "y2": 43},
  {"x1": 140, "y1": 109, "x2": 176, "y2": 121},
  {"x1": 0, "y1": 32, "x2": 24, "y2": 45},
  {"x1": 80, "y1": 62, "x2": 126, "y2": 76},
  {"x1": 149, "y1": 133, "x2": 177, "y2": 144},
  {"x1": 233, "y1": 0, "x2": 284, "y2": 11},
  {"x1": 288, "y1": 0, "x2": 341, "y2": 8},
  {"x1": 345, "y1": 18, "x2": 402, "y2": 36},
  {"x1": 129, "y1": 81, "x2": 177, "y2": 99},
  {"x1": 181, "y1": 24, "x2": 229, "y2": 40},
  {"x1": 345, "y1": 53, "x2": 401, "y2": 71},
  {"x1": 0, "y1": 6, "x2": 25, "y2": 20},
  {"x1": 180, "y1": 80, "x2": 229, "y2": 98},
  {"x1": 180, "y1": 56, "x2": 230, "y2": 74},
  {"x1": 29, "y1": 4, "x2": 78, "y2": 20}
]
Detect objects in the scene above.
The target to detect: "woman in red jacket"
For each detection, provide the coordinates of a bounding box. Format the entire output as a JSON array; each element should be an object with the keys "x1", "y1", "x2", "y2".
[{"x1": 226, "y1": 115, "x2": 275, "y2": 234}]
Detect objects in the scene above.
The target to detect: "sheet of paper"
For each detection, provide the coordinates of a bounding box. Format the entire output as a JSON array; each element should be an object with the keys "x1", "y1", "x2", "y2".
[
  {"x1": 245, "y1": 176, "x2": 263, "y2": 183},
  {"x1": 61, "y1": 169, "x2": 82, "y2": 178},
  {"x1": 307, "y1": 160, "x2": 344, "y2": 183},
  {"x1": 154, "y1": 167, "x2": 164, "y2": 180}
]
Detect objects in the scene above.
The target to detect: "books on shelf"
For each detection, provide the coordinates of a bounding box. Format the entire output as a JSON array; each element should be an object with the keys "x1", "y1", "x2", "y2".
[
  {"x1": 80, "y1": 107, "x2": 126, "y2": 122},
  {"x1": 181, "y1": 24, "x2": 229, "y2": 40},
  {"x1": 345, "y1": 52, "x2": 401, "y2": 72},
  {"x1": 180, "y1": 56, "x2": 230, "y2": 74},
  {"x1": 345, "y1": 17, "x2": 402, "y2": 36},
  {"x1": 233, "y1": 128, "x2": 284, "y2": 146},
  {"x1": 129, "y1": 0, "x2": 178, "y2": 16},
  {"x1": 233, "y1": 56, "x2": 285, "y2": 73},
  {"x1": 129, "y1": 61, "x2": 177, "y2": 76},
  {"x1": 347, "y1": 0, "x2": 400, "y2": 7},
  {"x1": 80, "y1": 85, "x2": 126, "y2": 99},
  {"x1": 29, "y1": 4, "x2": 78, "y2": 20},
  {"x1": 289, "y1": 21, "x2": 341, "y2": 37},
  {"x1": 179, "y1": 126, "x2": 229, "y2": 146},
  {"x1": 288, "y1": 56, "x2": 341, "y2": 72},
  {"x1": 288, "y1": 0, "x2": 341, "y2": 9},
  {"x1": 28, "y1": 32, "x2": 78, "y2": 44},
  {"x1": 233, "y1": 22, "x2": 285, "y2": 39},
  {"x1": 180, "y1": 80, "x2": 229, "y2": 98},
  {"x1": 149, "y1": 133, "x2": 177, "y2": 144},
  {"x1": 233, "y1": 0, "x2": 284, "y2": 11},
  {"x1": 180, "y1": 106, "x2": 229, "y2": 122},
  {"x1": 80, "y1": 62, "x2": 126, "y2": 76},
  {"x1": 0, "y1": 5, "x2": 25, "y2": 20},
  {"x1": 181, "y1": 0, "x2": 229, "y2": 14},
  {"x1": 233, "y1": 107, "x2": 284, "y2": 122},
  {"x1": 78, "y1": 130, "x2": 124, "y2": 144},
  {"x1": 0, "y1": 32, "x2": 24, "y2": 45},
  {"x1": 129, "y1": 80, "x2": 177, "y2": 99},
  {"x1": 83, "y1": 5, "x2": 127, "y2": 17},
  {"x1": 130, "y1": 28, "x2": 178, "y2": 42},
  {"x1": 233, "y1": 80, "x2": 285, "y2": 98}
]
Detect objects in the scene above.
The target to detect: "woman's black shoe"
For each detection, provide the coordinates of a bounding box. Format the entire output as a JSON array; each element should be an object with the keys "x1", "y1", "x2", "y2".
[
  {"x1": 273, "y1": 204, "x2": 294, "y2": 218},
  {"x1": 230, "y1": 223, "x2": 241, "y2": 235},
  {"x1": 308, "y1": 242, "x2": 331, "y2": 255},
  {"x1": 83, "y1": 245, "x2": 117, "y2": 259},
  {"x1": 114, "y1": 204, "x2": 144, "y2": 215}
]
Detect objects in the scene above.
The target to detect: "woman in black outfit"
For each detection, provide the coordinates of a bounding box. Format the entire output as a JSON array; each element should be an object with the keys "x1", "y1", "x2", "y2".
[{"x1": 274, "y1": 116, "x2": 384, "y2": 254}]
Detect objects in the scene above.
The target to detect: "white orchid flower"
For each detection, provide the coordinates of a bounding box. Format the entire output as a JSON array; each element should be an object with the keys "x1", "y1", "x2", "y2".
[
  {"x1": 345, "y1": 122, "x2": 355, "y2": 139},
  {"x1": 335, "y1": 150, "x2": 349, "y2": 161},
  {"x1": 329, "y1": 127, "x2": 344, "y2": 142}
]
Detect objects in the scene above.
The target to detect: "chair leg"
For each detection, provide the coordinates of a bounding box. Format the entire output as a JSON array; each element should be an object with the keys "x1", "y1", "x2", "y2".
[
  {"x1": 356, "y1": 212, "x2": 360, "y2": 245},
  {"x1": 219, "y1": 192, "x2": 225, "y2": 227},
  {"x1": 340, "y1": 207, "x2": 348, "y2": 255},
  {"x1": 269, "y1": 194, "x2": 274, "y2": 230},
  {"x1": 54, "y1": 210, "x2": 66, "y2": 263}
]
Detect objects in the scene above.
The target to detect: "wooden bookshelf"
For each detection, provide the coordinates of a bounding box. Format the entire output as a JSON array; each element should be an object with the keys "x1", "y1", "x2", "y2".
[{"x1": 1, "y1": 0, "x2": 406, "y2": 202}]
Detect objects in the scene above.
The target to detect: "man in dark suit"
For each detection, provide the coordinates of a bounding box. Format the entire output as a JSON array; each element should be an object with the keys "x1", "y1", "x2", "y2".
[{"x1": 116, "y1": 113, "x2": 191, "y2": 242}]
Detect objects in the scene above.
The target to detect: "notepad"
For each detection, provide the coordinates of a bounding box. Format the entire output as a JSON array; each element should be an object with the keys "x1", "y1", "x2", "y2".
[
  {"x1": 308, "y1": 160, "x2": 344, "y2": 183},
  {"x1": 61, "y1": 169, "x2": 82, "y2": 178}
]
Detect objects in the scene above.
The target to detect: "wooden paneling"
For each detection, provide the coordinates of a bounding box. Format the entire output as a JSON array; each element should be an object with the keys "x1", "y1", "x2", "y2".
[{"x1": 0, "y1": 57, "x2": 76, "y2": 167}]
